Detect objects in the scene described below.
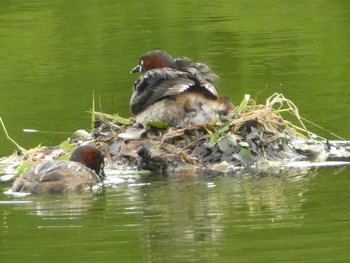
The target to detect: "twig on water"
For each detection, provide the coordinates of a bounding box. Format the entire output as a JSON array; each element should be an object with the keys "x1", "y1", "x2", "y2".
[{"x1": 0, "y1": 117, "x2": 27, "y2": 153}]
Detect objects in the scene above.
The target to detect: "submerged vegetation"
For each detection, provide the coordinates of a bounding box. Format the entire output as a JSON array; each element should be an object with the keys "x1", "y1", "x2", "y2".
[{"x1": 1, "y1": 93, "x2": 350, "y2": 176}]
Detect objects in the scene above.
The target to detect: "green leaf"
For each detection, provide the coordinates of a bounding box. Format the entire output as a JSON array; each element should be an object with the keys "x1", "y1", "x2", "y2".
[
  {"x1": 209, "y1": 131, "x2": 220, "y2": 147},
  {"x1": 59, "y1": 141, "x2": 74, "y2": 151},
  {"x1": 218, "y1": 121, "x2": 230, "y2": 134},
  {"x1": 92, "y1": 111, "x2": 132, "y2": 125},
  {"x1": 113, "y1": 114, "x2": 133, "y2": 125},
  {"x1": 148, "y1": 121, "x2": 168, "y2": 129},
  {"x1": 236, "y1": 94, "x2": 251, "y2": 113},
  {"x1": 239, "y1": 148, "x2": 252, "y2": 158},
  {"x1": 16, "y1": 162, "x2": 34, "y2": 176},
  {"x1": 208, "y1": 122, "x2": 231, "y2": 147},
  {"x1": 91, "y1": 91, "x2": 95, "y2": 130},
  {"x1": 59, "y1": 153, "x2": 71, "y2": 161}
]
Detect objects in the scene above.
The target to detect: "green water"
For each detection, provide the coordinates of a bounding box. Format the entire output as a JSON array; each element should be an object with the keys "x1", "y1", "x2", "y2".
[
  {"x1": 1, "y1": 0, "x2": 350, "y2": 262},
  {"x1": 2, "y1": 169, "x2": 350, "y2": 262}
]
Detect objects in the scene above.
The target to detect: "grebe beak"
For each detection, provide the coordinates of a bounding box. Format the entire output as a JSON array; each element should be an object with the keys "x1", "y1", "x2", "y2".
[{"x1": 130, "y1": 64, "x2": 141, "y2": 74}]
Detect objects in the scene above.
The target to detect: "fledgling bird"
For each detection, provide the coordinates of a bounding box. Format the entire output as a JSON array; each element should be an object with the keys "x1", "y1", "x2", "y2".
[{"x1": 135, "y1": 146, "x2": 173, "y2": 174}]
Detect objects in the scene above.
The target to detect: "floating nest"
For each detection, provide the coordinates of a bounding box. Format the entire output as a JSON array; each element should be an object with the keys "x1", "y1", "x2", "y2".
[{"x1": 2, "y1": 93, "x2": 350, "y2": 176}]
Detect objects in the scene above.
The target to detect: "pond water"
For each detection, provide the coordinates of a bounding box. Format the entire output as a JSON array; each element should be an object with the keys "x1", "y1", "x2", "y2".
[
  {"x1": 1, "y1": 0, "x2": 350, "y2": 262},
  {"x1": 2, "y1": 168, "x2": 350, "y2": 262}
]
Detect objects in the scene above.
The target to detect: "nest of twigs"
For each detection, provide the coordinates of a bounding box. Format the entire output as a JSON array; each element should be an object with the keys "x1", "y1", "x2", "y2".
[
  {"x1": 2, "y1": 93, "x2": 342, "y2": 175},
  {"x1": 88, "y1": 93, "x2": 331, "y2": 173}
]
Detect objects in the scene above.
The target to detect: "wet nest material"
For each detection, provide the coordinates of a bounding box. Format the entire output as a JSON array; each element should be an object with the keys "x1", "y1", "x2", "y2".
[
  {"x1": 2, "y1": 93, "x2": 349, "y2": 175},
  {"x1": 87, "y1": 93, "x2": 342, "y2": 173}
]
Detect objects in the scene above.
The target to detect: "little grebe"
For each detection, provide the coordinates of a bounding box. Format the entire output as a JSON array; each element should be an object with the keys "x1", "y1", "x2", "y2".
[
  {"x1": 135, "y1": 146, "x2": 172, "y2": 173},
  {"x1": 130, "y1": 50, "x2": 234, "y2": 127},
  {"x1": 12, "y1": 145, "x2": 105, "y2": 193}
]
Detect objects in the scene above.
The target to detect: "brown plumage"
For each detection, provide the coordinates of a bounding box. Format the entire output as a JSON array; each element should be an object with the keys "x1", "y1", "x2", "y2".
[
  {"x1": 130, "y1": 50, "x2": 234, "y2": 127},
  {"x1": 12, "y1": 145, "x2": 105, "y2": 194}
]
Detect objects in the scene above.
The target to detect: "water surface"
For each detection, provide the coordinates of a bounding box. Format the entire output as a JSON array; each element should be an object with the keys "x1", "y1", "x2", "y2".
[{"x1": 2, "y1": 168, "x2": 350, "y2": 262}]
